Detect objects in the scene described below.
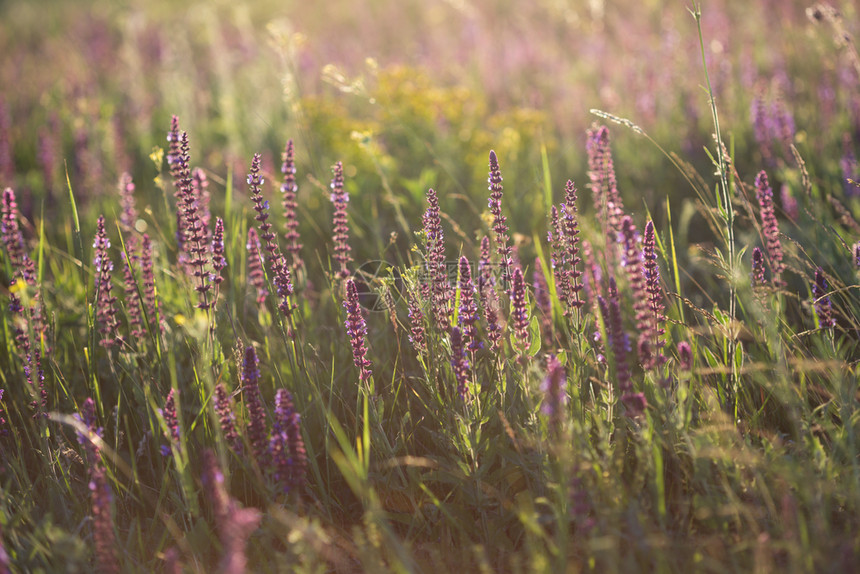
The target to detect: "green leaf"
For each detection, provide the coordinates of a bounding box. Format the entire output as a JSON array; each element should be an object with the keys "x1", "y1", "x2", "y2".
[{"x1": 528, "y1": 315, "x2": 542, "y2": 357}]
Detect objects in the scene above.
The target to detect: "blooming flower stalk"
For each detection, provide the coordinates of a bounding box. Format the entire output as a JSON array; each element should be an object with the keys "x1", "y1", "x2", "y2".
[
  {"x1": 449, "y1": 326, "x2": 469, "y2": 400},
  {"x1": 457, "y1": 256, "x2": 481, "y2": 351},
  {"x1": 242, "y1": 346, "x2": 268, "y2": 464},
  {"x1": 487, "y1": 150, "x2": 513, "y2": 287},
  {"x1": 330, "y1": 161, "x2": 352, "y2": 279},
  {"x1": 603, "y1": 277, "x2": 645, "y2": 417},
  {"x1": 541, "y1": 354, "x2": 567, "y2": 435},
  {"x1": 175, "y1": 132, "x2": 212, "y2": 310},
  {"x1": 586, "y1": 125, "x2": 625, "y2": 241},
  {"x1": 214, "y1": 382, "x2": 241, "y2": 453},
  {"x1": 269, "y1": 388, "x2": 307, "y2": 493},
  {"x1": 812, "y1": 267, "x2": 835, "y2": 329},
  {"x1": 510, "y1": 266, "x2": 530, "y2": 354},
  {"x1": 344, "y1": 279, "x2": 372, "y2": 382},
  {"x1": 755, "y1": 171, "x2": 785, "y2": 279},
  {"x1": 280, "y1": 139, "x2": 304, "y2": 272},
  {"x1": 1, "y1": 187, "x2": 25, "y2": 272},
  {"x1": 93, "y1": 215, "x2": 122, "y2": 349},
  {"x1": 751, "y1": 247, "x2": 766, "y2": 287},
  {"x1": 211, "y1": 217, "x2": 227, "y2": 289},
  {"x1": 160, "y1": 388, "x2": 180, "y2": 456},
  {"x1": 248, "y1": 154, "x2": 278, "y2": 266},
  {"x1": 422, "y1": 188, "x2": 450, "y2": 330},
  {"x1": 246, "y1": 227, "x2": 267, "y2": 306},
  {"x1": 407, "y1": 290, "x2": 427, "y2": 355},
  {"x1": 640, "y1": 220, "x2": 666, "y2": 369},
  {"x1": 201, "y1": 449, "x2": 261, "y2": 574}
]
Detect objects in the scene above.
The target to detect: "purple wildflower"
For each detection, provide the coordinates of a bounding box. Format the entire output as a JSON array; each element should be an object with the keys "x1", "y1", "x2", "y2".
[
  {"x1": 192, "y1": 167, "x2": 211, "y2": 232},
  {"x1": 211, "y1": 217, "x2": 227, "y2": 286},
  {"x1": 25, "y1": 348, "x2": 47, "y2": 417},
  {"x1": 121, "y1": 250, "x2": 145, "y2": 340},
  {"x1": 812, "y1": 268, "x2": 835, "y2": 329},
  {"x1": 407, "y1": 290, "x2": 427, "y2": 355},
  {"x1": 1, "y1": 187, "x2": 25, "y2": 271},
  {"x1": 214, "y1": 382, "x2": 241, "y2": 453},
  {"x1": 248, "y1": 154, "x2": 278, "y2": 264},
  {"x1": 603, "y1": 277, "x2": 644, "y2": 417},
  {"x1": 755, "y1": 171, "x2": 785, "y2": 279},
  {"x1": 620, "y1": 217, "x2": 651, "y2": 367},
  {"x1": 272, "y1": 253, "x2": 296, "y2": 332},
  {"x1": 118, "y1": 172, "x2": 137, "y2": 236},
  {"x1": 246, "y1": 227, "x2": 267, "y2": 306},
  {"x1": 482, "y1": 283, "x2": 503, "y2": 354},
  {"x1": 280, "y1": 140, "x2": 304, "y2": 272},
  {"x1": 780, "y1": 183, "x2": 799, "y2": 221},
  {"x1": 752, "y1": 86, "x2": 773, "y2": 164},
  {"x1": 854, "y1": 241, "x2": 860, "y2": 268},
  {"x1": 166, "y1": 115, "x2": 183, "y2": 184},
  {"x1": 559, "y1": 180, "x2": 584, "y2": 314},
  {"x1": 160, "y1": 388, "x2": 180, "y2": 455},
  {"x1": 140, "y1": 234, "x2": 158, "y2": 328},
  {"x1": 541, "y1": 354, "x2": 567, "y2": 434},
  {"x1": 510, "y1": 267, "x2": 530, "y2": 354},
  {"x1": 586, "y1": 125, "x2": 625, "y2": 241},
  {"x1": 269, "y1": 388, "x2": 307, "y2": 493},
  {"x1": 242, "y1": 346, "x2": 268, "y2": 464},
  {"x1": 423, "y1": 188, "x2": 450, "y2": 330},
  {"x1": 533, "y1": 258, "x2": 553, "y2": 342},
  {"x1": 477, "y1": 235, "x2": 495, "y2": 295},
  {"x1": 175, "y1": 132, "x2": 212, "y2": 309},
  {"x1": 677, "y1": 341, "x2": 693, "y2": 372},
  {"x1": 344, "y1": 279, "x2": 373, "y2": 382},
  {"x1": 751, "y1": 247, "x2": 766, "y2": 287},
  {"x1": 330, "y1": 161, "x2": 352, "y2": 279},
  {"x1": 449, "y1": 326, "x2": 469, "y2": 400},
  {"x1": 89, "y1": 463, "x2": 119, "y2": 574},
  {"x1": 487, "y1": 151, "x2": 513, "y2": 287},
  {"x1": 93, "y1": 215, "x2": 122, "y2": 349},
  {"x1": 201, "y1": 449, "x2": 261, "y2": 574},
  {"x1": 0, "y1": 99, "x2": 13, "y2": 186},
  {"x1": 641, "y1": 221, "x2": 666, "y2": 369},
  {"x1": 457, "y1": 256, "x2": 482, "y2": 351}
]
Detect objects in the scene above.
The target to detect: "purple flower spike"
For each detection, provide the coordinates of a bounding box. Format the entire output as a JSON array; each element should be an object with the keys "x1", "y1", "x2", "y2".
[
  {"x1": 175, "y1": 132, "x2": 212, "y2": 310},
  {"x1": 246, "y1": 228, "x2": 267, "y2": 306},
  {"x1": 330, "y1": 161, "x2": 352, "y2": 279},
  {"x1": 457, "y1": 256, "x2": 482, "y2": 351},
  {"x1": 487, "y1": 151, "x2": 513, "y2": 288},
  {"x1": 280, "y1": 140, "x2": 304, "y2": 272},
  {"x1": 211, "y1": 217, "x2": 227, "y2": 285},
  {"x1": 248, "y1": 153, "x2": 278, "y2": 265},
  {"x1": 812, "y1": 268, "x2": 835, "y2": 329},
  {"x1": 677, "y1": 341, "x2": 693, "y2": 372},
  {"x1": 160, "y1": 388, "x2": 180, "y2": 456},
  {"x1": 423, "y1": 188, "x2": 450, "y2": 330},
  {"x1": 755, "y1": 171, "x2": 785, "y2": 279},
  {"x1": 1, "y1": 187, "x2": 25, "y2": 272},
  {"x1": 559, "y1": 180, "x2": 584, "y2": 314},
  {"x1": 118, "y1": 172, "x2": 137, "y2": 236},
  {"x1": 242, "y1": 346, "x2": 268, "y2": 464},
  {"x1": 344, "y1": 279, "x2": 373, "y2": 382},
  {"x1": 407, "y1": 290, "x2": 427, "y2": 355},
  {"x1": 510, "y1": 267, "x2": 530, "y2": 353},
  {"x1": 751, "y1": 247, "x2": 766, "y2": 287},
  {"x1": 93, "y1": 215, "x2": 123, "y2": 349},
  {"x1": 214, "y1": 382, "x2": 241, "y2": 454},
  {"x1": 586, "y1": 126, "x2": 625, "y2": 240},
  {"x1": 201, "y1": 450, "x2": 261, "y2": 574},
  {"x1": 449, "y1": 326, "x2": 469, "y2": 400},
  {"x1": 541, "y1": 354, "x2": 567, "y2": 434},
  {"x1": 90, "y1": 463, "x2": 119, "y2": 574},
  {"x1": 853, "y1": 241, "x2": 860, "y2": 269},
  {"x1": 641, "y1": 221, "x2": 666, "y2": 369},
  {"x1": 166, "y1": 115, "x2": 183, "y2": 183},
  {"x1": 603, "y1": 277, "x2": 643, "y2": 417},
  {"x1": 269, "y1": 388, "x2": 307, "y2": 493},
  {"x1": 141, "y1": 234, "x2": 159, "y2": 329}
]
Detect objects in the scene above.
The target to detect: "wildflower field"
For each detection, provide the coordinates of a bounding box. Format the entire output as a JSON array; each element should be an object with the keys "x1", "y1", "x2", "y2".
[{"x1": 2, "y1": 0, "x2": 860, "y2": 571}]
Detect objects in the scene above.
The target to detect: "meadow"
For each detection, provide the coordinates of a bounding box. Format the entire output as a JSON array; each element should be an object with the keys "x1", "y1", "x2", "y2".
[{"x1": 1, "y1": 0, "x2": 860, "y2": 572}]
